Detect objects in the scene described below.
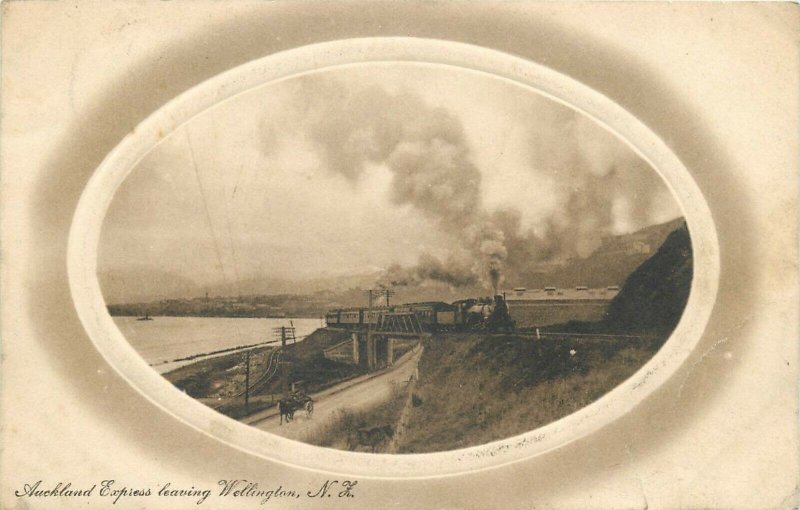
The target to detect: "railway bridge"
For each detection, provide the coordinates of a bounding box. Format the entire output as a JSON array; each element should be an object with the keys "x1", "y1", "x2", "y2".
[{"x1": 324, "y1": 312, "x2": 430, "y2": 370}]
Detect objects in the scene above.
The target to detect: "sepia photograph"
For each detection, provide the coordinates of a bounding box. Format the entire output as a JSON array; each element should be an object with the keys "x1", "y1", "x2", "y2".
[
  {"x1": 2, "y1": 2, "x2": 797, "y2": 508},
  {"x1": 98, "y1": 63, "x2": 691, "y2": 453}
]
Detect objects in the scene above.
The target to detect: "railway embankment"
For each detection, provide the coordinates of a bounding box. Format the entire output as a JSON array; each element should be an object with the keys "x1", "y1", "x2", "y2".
[
  {"x1": 165, "y1": 327, "x2": 366, "y2": 419},
  {"x1": 299, "y1": 330, "x2": 662, "y2": 453},
  {"x1": 396, "y1": 331, "x2": 661, "y2": 453}
]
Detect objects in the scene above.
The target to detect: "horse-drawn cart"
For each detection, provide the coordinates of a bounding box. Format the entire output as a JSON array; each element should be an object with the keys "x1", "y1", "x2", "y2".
[{"x1": 278, "y1": 393, "x2": 314, "y2": 424}]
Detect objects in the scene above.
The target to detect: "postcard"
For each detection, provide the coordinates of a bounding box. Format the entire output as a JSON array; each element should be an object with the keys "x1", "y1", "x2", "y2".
[{"x1": 2, "y1": 2, "x2": 797, "y2": 508}]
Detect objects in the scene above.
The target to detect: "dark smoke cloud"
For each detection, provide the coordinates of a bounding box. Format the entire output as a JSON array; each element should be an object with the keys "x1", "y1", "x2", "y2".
[
  {"x1": 378, "y1": 254, "x2": 478, "y2": 289},
  {"x1": 269, "y1": 79, "x2": 505, "y2": 289},
  {"x1": 261, "y1": 76, "x2": 676, "y2": 290},
  {"x1": 298, "y1": 83, "x2": 482, "y2": 229}
]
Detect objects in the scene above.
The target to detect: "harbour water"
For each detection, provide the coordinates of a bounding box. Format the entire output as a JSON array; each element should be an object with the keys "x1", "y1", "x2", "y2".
[{"x1": 112, "y1": 316, "x2": 323, "y2": 373}]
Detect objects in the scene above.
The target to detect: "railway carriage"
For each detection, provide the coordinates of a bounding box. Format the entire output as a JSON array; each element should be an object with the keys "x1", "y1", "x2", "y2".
[
  {"x1": 324, "y1": 310, "x2": 340, "y2": 326},
  {"x1": 339, "y1": 308, "x2": 363, "y2": 326},
  {"x1": 391, "y1": 301, "x2": 455, "y2": 330},
  {"x1": 363, "y1": 307, "x2": 390, "y2": 326}
]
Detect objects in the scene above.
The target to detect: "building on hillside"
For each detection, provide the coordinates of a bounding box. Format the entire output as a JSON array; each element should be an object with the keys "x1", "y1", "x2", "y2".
[
  {"x1": 502, "y1": 286, "x2": 620, "y2": 327},
  {"x1": 597, "y1": 233, "x2": 653, "y2": 257}
]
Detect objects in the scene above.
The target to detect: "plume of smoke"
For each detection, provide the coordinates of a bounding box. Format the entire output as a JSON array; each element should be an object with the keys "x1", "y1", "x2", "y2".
[
  {"x1": 378, "y1": 253, "x2": 478, "y2": 289},
  {"x1": 282, "y1": 80, "x2": 503, "y2": 288},
  {"x1": 260, "y1": 76, "x2": 678, "y2": 290},
  {"x1": 521, "y1": 109, "x2": 673, "y2": 259},
  {"x1": 463, "y1": 219, "x2": 508, "y2": 292}
]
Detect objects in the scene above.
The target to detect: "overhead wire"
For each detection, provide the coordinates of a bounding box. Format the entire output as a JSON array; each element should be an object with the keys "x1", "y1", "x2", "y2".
[{"x1": 185, "y1": 126, "x2": 229, "y2": 292}]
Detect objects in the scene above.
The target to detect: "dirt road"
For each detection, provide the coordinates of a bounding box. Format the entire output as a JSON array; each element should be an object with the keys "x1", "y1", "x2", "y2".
[{"x1": 250, "y1": 346, "x2": 423, "y2": 442}]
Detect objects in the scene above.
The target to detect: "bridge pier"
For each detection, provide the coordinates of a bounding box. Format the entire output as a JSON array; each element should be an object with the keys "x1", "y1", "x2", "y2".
[
  {"x1": 366, "y1": 332, "x2": 376, "y2": 370},
  {"x1": 332, "y1": 312, "x2": 426, "y2": 371},
  {"x1": 342, "y1": 332, "x2": 393, "y2": 370},
  {"x1": 351, "y1": 332, "x2": 360, "y2": 365}
]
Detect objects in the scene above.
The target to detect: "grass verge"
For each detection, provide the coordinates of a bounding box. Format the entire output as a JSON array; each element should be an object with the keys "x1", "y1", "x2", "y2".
[
  {"x1": 305, "y1": 384, "x2": 409, "y2": 452},
  {"x1": 397, "y1": 332, "x2": 660, "y2": 453}
]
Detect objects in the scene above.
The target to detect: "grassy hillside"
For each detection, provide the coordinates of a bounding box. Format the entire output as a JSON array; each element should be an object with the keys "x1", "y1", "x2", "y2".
[{"x1": 395, "y1": 332, "x2": 660, "y2": 453}]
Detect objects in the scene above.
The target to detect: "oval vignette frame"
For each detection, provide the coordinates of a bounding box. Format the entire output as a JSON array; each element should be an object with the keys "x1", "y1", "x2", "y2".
[{"x1": 67, "y1": 37, "x2": 720, "y2": 478}]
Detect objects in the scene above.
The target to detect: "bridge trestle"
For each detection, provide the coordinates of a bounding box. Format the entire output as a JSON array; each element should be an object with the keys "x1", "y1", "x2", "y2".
[{"x1": 342, "y1": 312, "x2": 428, "y2": 370}]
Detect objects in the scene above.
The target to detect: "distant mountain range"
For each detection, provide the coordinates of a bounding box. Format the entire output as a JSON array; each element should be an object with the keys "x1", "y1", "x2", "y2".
[{"x1": 101, "y1": 217, "x2": 686, "y2": 308}]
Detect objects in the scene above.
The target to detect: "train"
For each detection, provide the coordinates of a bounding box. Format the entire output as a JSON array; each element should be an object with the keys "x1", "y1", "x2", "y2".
[{"x1": 324, "y1": 295, "x2": 515, "y2": 333}]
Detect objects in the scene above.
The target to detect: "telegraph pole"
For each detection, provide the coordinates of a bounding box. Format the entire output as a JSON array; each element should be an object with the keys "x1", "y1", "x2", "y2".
[
  {"x1": 272, "y1": 324, "x2": 296, "y2": 347},
  {"x1": 366, "y1": 288, "x2": 394, "y2": 307},
  {"x1": 243, "y1": 350, "x2": 251, "y2": 413},
  {"x1": 364, "y1": 288, "x2": 396, "y2": 371},
  {"x1": 366, "y1": 290, "x2": 374, "y2": 370}
]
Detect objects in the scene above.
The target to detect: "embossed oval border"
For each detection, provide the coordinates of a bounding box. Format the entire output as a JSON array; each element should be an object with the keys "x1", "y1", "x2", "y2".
[{"x1": 67, "y1": 37, "x2": 719, "y2": 479}]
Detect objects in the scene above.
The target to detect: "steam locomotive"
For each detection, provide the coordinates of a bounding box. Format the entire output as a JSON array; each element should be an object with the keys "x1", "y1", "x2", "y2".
[{"x1": 324, "y1": 295, "x2": 515, "y2": 332}]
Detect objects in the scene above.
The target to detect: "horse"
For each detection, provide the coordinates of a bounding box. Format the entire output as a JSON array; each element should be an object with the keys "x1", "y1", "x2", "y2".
[
  {"x1": 278, "y1": 399, "x2": 297, "y2": 425},
  {"x1": 349, "y1": 424, "x2": 394, "y2": 452},
  {"x1": 278, "y1": 395, "x2": 314, "y2": 425}
]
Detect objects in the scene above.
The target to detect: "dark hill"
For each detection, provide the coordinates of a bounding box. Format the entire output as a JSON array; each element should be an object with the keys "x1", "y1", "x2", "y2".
[{"x1": 603, "y1": 221, "x2": 693, "y2": 337}]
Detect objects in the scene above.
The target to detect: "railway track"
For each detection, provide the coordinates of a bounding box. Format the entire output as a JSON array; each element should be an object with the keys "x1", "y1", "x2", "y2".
[{"x1": 232, "y1": 347, "x2": 282, "y2": 399}]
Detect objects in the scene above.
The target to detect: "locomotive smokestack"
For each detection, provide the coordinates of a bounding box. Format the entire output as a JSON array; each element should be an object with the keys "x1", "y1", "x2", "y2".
[{"x1": 490, "y1": 267, "x2": 500, "y2": 296}]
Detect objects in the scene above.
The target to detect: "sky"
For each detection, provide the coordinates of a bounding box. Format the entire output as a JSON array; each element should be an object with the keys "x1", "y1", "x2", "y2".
[{"x1": 98, "y1": 63, "x2": 682, "y2": 293}]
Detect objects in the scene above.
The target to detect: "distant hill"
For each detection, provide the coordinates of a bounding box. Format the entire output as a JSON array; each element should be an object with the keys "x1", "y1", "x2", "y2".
[{"x1": 514, "y1": 217, "x2": 685, "y2": 289}]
